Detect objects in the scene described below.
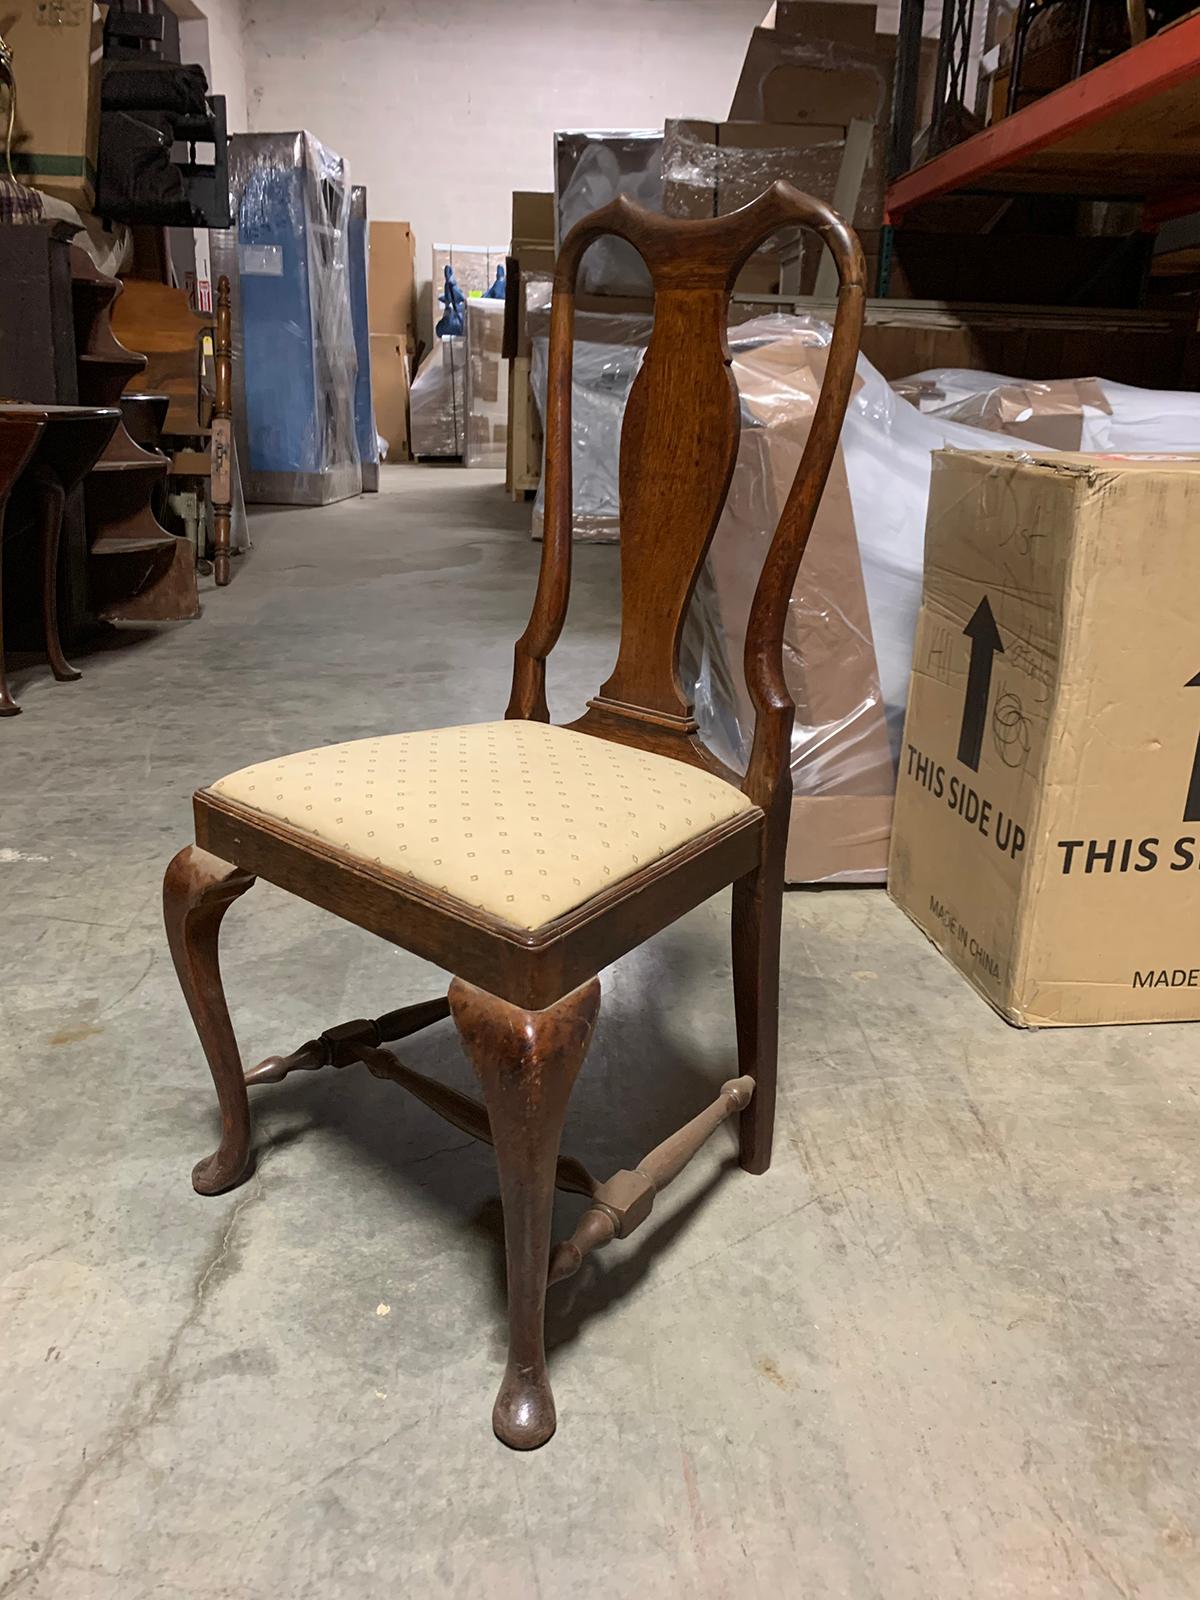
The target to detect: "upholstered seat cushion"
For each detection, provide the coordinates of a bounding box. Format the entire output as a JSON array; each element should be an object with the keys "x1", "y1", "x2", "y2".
[{"x1": 206, "y1": 720, "x2": 758, "y2": 932}]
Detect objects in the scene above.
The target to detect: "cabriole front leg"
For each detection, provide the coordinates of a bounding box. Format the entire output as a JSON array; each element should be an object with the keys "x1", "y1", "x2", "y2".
[
  {"x1": 163, "y1": 844, "x2": 257, "y2": 1195},
  {"x1": 449, "y1": 975, "x2": 601, "y2": 1450}
]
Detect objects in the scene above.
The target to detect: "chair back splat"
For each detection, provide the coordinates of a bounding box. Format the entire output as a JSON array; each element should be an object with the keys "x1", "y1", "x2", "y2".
[{"x1": 505, "y1": 180, "x2": 866, "y2": 815}]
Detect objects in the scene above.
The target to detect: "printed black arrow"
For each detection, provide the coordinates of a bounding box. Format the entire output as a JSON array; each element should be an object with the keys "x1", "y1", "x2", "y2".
[
  {"x1": 1184, "y1": 671, "x2": 1200, "y2": 822},
  {"x1": 957, "y1": 596, "x2": 1004, "y2": 772}
]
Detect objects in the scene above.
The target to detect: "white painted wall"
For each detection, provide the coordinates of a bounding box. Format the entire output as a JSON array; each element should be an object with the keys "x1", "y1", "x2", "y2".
[
  {"x1": 199, "y1": 0, "x2": 251, "y2": 131},
  {"x1": 176, "y1": 0, "x2": 250, "y2": 130},
  {"x1": 243, "y1": 0, "x2": 770, "y2": 332}
]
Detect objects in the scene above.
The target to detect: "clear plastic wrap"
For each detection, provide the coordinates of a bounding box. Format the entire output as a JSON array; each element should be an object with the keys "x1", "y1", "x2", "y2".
[
  {"x1": 554, "y1": 130, "x2": 663, "y2": 296},
  {"x1": 529, "y1": 309, "x2": 653, "y2": 540},
  {"x1": 464, "y1": 297, "x2": 506, "y2": 468},
  {"x1": 212, "y1": 131, "x2": 361, "y2": 505},
  {"x1": 687, "y1": 320, "x2": 898, "y2": 883},
  {"x1": 531, "y1": 308, "x2": 1059, "y2": 882},
  {"x1": 527, "y1": 311, "x2": 1200, "y2": 880},
  {"x1": 661, "y1": 116, "x2": 882, "y2": 293},
  {"x1": 663, "y1": 119, "x2": 843, "y2": 219},
  {"x1": 894, "y1": 368, "x2": 1200, "y2": 453},
  {"x1": 409, "y1": 336, "x2": 465, "y2": 459}
]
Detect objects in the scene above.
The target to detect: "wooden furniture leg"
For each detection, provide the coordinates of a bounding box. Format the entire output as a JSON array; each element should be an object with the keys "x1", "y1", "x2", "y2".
[
  {"x1": 732, "y1": 859, "x2": 782, "y2": 1175},
  {"x1": 549, "y1": 1074, "x2": 755, "y2": 1284},
  {"x1": 35, "y1": 477, "x2": 81, "y2": 683},
  {"x1": 211, "y1": 274, "x2": 234, "y2": 587},
  {"x1": 449, "y1": 975, "x2": 601, "y2": 1450},
  {"x1": 163, "y1": 845, "x2": 257, "y2": 1196},
  {"x1": 0, "y1": 491, "x2": 17, "y2": 717}
]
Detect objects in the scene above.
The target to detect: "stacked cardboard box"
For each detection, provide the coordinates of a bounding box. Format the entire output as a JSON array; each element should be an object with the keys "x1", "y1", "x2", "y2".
[
  {"x1": 367, "y1": 221, "x2": 417, "y2": 460},
  {"x1": 5, "y1": 0, "x2": 102, "y2": 210},
  {"x1": 662, "y1": 1, "x2": 899, "y2": 292}
]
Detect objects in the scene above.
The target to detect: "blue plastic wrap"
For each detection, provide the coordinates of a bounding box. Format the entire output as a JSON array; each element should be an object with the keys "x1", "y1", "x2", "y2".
[{"x1": 348, "y1": 185, "x2": 379, "y2": 492}]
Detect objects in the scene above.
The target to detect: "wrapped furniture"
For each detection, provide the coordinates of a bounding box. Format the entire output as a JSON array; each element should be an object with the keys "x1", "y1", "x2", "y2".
[
  {"x1": 554, "y1": 129, "x2": 663, "y2": 296},
  {"x1": 529, "y1": 309, "x2": 1061, "y2": 883},
  {"x1": 213, "y1": 132, "x2": 361, "y2": 506},
  {"x1": 464, "y1": 298, "x2": 506, "y2": 468},
  {"x1": 412, "y1": 243, "x2": 506, "y2": 461},
  {"x1": 347, "y1": 186, "x2": 380, "y2": 492},
  {"x1": 529, "y1": 309, "x2": 652, "y2": 541},
  {"x1": 893, "y1": 368, "x2": 1200, "y2": 452},
  {"x1": 409, "y1": 338, "x2": 465, "y2": 459}
]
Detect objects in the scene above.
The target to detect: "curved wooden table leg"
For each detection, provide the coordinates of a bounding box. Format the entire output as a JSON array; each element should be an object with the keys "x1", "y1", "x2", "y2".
[
  {"x1": 449, "y1": 975, "x2": 601, "y2": 1450},
  {"x1": 163, "y1": 844, "x2": 257, "y2": 1195},
  {"x1": 36, "y1": 477, "x2": 81, "y2": 682},
  {"x1": 0, "y1": 492, "x2": 19, "y2": 716}
]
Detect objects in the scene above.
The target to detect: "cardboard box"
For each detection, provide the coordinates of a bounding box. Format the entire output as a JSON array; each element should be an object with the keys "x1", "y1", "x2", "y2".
[
  {"x1": 841, "y1": 301, "x2": 1196, "y2": 391},
  {"x1": 889, "y1": 449, "x2": 1200, "y2": 1026},
  {"x1": 774, "y1": 2, "x2": 880, "y2": 48},
  {"x1": 505, "y1": 352, "x2": 543, "y2": 499},
  {"x1": 367, "y1": 221, "x2": 416, "y2": 343},
  {"x1": 511, "y1": 190, "x2": 555, "y2": 248},
  {"x1": 731, "y1": 25, "x2": 887, "y2": 125},
  {"x1": 884, "y1": 230, "x2": 1149, "y2": 307},
  {"x1": 369, "y1": 333, "x2": 410, "y2": 458},
  {"x1": 7, "y1": 0, "x2": 102, "y2": 209}
]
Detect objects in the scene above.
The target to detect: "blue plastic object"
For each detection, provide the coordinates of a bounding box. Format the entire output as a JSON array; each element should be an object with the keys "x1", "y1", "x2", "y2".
[
  {"x1": 481, "y1": 263, "x2": 507, "y2": 300},
  {"x1": 435, "y1": 263, "x2": 466, "y2": 337},
  {"x1": 347, "y1": 186, "x2": 380, "y2": 489}
]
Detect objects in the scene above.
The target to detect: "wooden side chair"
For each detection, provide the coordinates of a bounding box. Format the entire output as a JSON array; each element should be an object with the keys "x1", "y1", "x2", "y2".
[{"x1": 164, "y1": 182, "x2": 865, "y2": 1450}]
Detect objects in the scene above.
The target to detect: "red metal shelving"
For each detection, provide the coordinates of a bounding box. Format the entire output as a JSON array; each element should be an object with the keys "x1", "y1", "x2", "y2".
[{"x1": 886, "y1": 11, "x2": 1200, "y2": 225}]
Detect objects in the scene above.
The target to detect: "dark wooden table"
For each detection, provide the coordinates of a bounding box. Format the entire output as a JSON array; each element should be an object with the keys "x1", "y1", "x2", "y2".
[{"x1": 0, "y1": 404, "x2": 120, "y2": 716}]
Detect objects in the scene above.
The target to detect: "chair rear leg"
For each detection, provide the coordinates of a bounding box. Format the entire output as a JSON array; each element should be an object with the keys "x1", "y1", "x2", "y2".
[
  {"x1": 449, "y1": 975, "x2": 601, "y2": 1450},
  {"x1": 732, "y1": 864, "x2": 782, "y2": 1175},
  {"x1": 163, "y1": 845, "x2": 257, "y2": 1196}
]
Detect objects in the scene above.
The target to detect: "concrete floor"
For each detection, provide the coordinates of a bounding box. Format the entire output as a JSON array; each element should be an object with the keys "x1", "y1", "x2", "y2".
[{"x1": 2, "y1": 466, "x2": 1198, "y2": 1600}]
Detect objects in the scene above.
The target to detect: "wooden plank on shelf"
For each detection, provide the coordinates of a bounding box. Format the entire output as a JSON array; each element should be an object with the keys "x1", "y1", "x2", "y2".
[{"x1": 505, "y1": 354, "x2": 541, "y2": 500}]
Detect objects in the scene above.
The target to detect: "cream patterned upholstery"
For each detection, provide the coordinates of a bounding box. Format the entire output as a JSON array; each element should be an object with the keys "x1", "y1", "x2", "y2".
[{"x1": 208, "y1": 720, "x2": 758, "y2": 932}]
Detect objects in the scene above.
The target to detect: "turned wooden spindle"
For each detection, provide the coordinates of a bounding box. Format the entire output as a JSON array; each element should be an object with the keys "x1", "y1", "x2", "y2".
[
  {"x1": 351, "y1": 1041, "x2": 599, "y2": 1200},
  {"x1": 548, "y1": 1075, "x2": 755, "y2": 1285},
  {"x1": 242, "y1": 996, "x2": 451, "y2": 1085},
  {"x1": 239, "y1": 995, "x2": 598, "y2": 1200},
  {"x1": 211, "y1": 275, "x2": 234, "y2": 586}
]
